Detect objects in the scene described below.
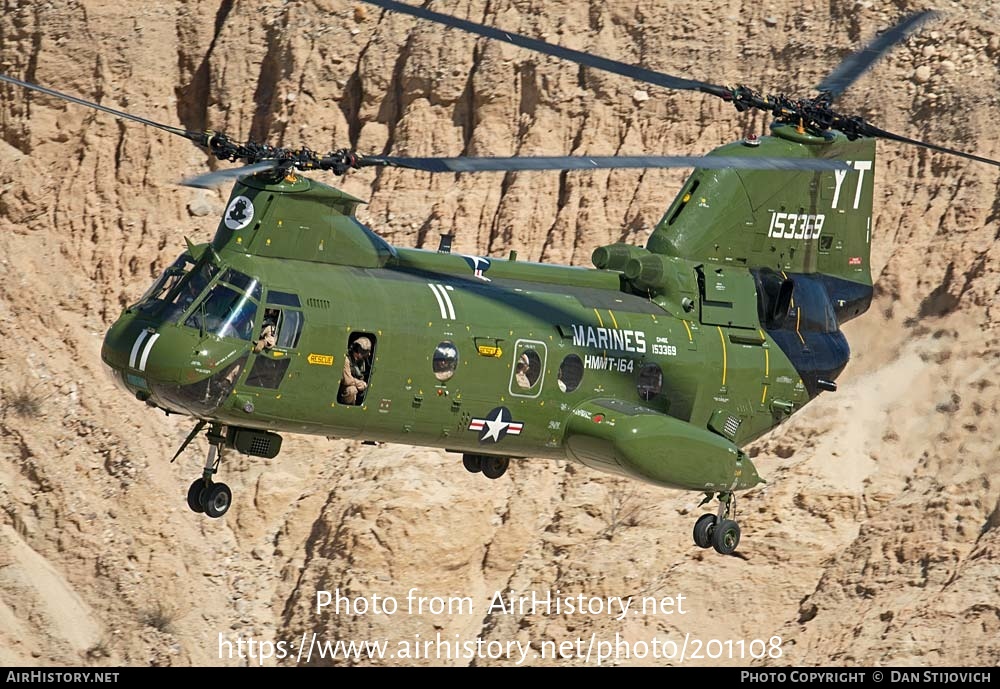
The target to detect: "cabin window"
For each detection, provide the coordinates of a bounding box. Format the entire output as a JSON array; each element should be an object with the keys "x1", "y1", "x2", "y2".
[
  {"x1": 515, "y1": 349, "x2": 542, "y2": 389},
  {"x1": 433, "y1": 341, "x2": 459, "y2": 381},
  {"x1": 557, "y1": 354, "x2": 583, "y2": 393},
  {"x1": 508, "y1": 340, "x2": 547, "y2": 398},
  {"x1": 636, "y1": 363, "x2": 663, "y2": 401}
]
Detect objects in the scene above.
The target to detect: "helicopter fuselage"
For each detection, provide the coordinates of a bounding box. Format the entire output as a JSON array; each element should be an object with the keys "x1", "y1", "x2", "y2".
[{"x1": 101, "y1": 136, "x2": 870, "y2": 496}]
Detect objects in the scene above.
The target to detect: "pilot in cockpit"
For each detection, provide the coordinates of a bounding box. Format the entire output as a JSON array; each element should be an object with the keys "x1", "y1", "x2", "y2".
[{"x1": 254, "y1": 309, "x2": 279, "y2": 353}]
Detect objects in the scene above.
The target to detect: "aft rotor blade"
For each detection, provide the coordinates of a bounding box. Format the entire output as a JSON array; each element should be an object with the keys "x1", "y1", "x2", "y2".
[
  {"x1": 816, "y1": 10, "x2": 937, "y2": 100},
  {"x1": 359, "y1": 0, "x2": 731, "y2": 99},
  {"x1": 0, "y1": 72, "x2": 199, "y2": 142},
  {"x1": 858, "y1": 123, "x2": 1000, "y2": 168},
  {"x1": 180, "y1": 161, "x2": 280, "y2": 188},
  {"x1": 363, "y1": 155, "x2": 849, "y2": 173}
]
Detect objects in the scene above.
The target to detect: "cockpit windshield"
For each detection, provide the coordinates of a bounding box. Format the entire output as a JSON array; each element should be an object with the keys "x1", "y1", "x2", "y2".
[
  {"x1": 158, "y1": 258, "x2": 221, "y2": 324},
  {"x1": 184, "y1": 271, "x2": 261, "y2": 342},
  {"x1": 219, "y1": 268, "x2": 262, "y2": 302},
  {"x1": 136, "y1": 254, "x2": 262, "y2": 342},
  {"x1": 134, "y1": 253, "x2": 193, "y2": 314}
]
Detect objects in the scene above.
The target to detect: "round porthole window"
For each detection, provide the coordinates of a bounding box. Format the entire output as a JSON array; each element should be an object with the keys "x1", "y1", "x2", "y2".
[
  {"x1": 433, "y1": 341, "x2": 459, "y2": 381},
  {"x1": 636, "y1": 363, "x2": 663, "y2": 401},
  {"x1": 557, "y1": 354, "x2": 584, "y2": 393}
]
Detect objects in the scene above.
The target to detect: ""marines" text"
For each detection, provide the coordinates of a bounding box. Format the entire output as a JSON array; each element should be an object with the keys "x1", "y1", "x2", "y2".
[{"x1": 571, "y1": 325, "x2": 647, "y2": 354}]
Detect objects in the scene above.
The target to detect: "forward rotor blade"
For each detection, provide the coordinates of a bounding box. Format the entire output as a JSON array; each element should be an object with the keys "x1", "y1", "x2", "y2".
[
  {"x1": 816, "y1": 10, "x2": 937, "y2": 100},
  {"x1": 858, "y1": 124, "x2": 1000, "y2": 168},
  {"x1": 359, "y1": 0, "x2": 731, "y2": 99},
  {"x1": 0, "y1": 72, "x2": 198, "y2": 141},
  {"x1": 180, "y1": 161, "x2": 280, "y2": 188},
  {"x1": 363, "y1": 155, "x2": 849, "y2": 173}
]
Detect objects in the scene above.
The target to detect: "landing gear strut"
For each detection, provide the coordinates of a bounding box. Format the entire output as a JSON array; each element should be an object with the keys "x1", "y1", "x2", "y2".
[
  {"x1": 184, "y1": 424, "x2": 233, "y2": 519},
  {"x1": 692, "y1": 492, "x2": 741, "y2": 555}
]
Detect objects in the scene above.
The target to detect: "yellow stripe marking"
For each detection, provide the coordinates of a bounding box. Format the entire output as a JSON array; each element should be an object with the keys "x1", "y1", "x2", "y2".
[
  {"x1": 594, "y1": 309, "x2": 606, "y2": 357},
  {"x1": 759, "y1": 329, "x2": 769, "y2": 377},
  {"x1": 683, "y1": 320, "x2": 693, "y2": 342},
  {"x1": 608, "y1": 310, "x2": 619, "y2": 329},
  {"x1": 783, "y1": 270, "x2": 805, "y2": 344},
  {"x1": 716, "y1": 326, "x2": 727, "y2": 387},
  {"x1": 760, "y1": 329, "x2": 770, "y2": 401}
]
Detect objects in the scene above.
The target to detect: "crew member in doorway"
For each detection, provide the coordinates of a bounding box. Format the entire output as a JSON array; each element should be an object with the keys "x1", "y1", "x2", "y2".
[
  {"x1": 339, "y1": 336, "x2": 372, "y2": 405},
  {"x1": 254, "y1": 309, "x2": 279, "y2": 353},
  {"x1": 515, "y1": 353, "x2": 532, "y2": 389}
]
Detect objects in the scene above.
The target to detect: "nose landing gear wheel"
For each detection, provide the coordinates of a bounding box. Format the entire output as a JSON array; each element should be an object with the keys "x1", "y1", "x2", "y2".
[
  {"x1": 462, "y1": 455, "x2": 483, "y2": 473},
  {"x1": 712, "y1": 519, "x2": 741, "y2": 555},
  {"x1": 187, "y1": 478, "x2": 207, "y2": 514},
  {"x1": 202, "y1": 482, "x2": 233, "y2": 518},
  {"x1": 693, "y1": 492, "x2": 742, "y2": 554},
  {"x1": 692, "y1": 514, "x2": 716, "y2": 549},
  {"x1": 181, "y1": 423, "x2": 235, "y2": 518}
]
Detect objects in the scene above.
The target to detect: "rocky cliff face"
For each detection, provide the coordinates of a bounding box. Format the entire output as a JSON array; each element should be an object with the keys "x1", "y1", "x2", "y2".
[{"x1": 1, "y1": 0, "x2": 998, "y2": 666}]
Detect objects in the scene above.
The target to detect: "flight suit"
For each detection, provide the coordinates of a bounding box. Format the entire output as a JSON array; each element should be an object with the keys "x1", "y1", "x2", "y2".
[{"x1": 339, "y1": 339, "x2": 371, "y2": 405}]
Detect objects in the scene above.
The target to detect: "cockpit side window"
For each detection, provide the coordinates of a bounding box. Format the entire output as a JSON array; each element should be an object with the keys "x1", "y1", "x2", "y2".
[
  {"x1": 261, "y1": 291, "x2": 304, "y2": 349},
  {"x1": 267, "y1": 291, "x2": 301, "y2": 308},
  {"x1": 275, "y1": 310, "x2": 303, "y2": 349}
]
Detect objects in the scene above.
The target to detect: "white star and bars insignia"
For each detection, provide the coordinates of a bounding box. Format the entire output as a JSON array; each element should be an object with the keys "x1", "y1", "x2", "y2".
[{"x1": 468, "y1": 406, "x2": 524, "y2": 443}]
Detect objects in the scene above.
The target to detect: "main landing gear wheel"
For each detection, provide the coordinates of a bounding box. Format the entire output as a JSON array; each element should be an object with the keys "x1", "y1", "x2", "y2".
[
  {"x1": 692, "y1": 492, "x2": 741, "y2": 554},
  {"x1": 462, "y1": 454, "x2": 483, "y2": 473},
  {"x1": 481, "y1": 456, "x2": 510, "y2": 479}
]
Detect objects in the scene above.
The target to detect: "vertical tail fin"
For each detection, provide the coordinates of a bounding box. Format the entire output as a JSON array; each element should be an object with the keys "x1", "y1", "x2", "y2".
[{"x1": 647, "y1": 124, "x2": 874, "y2": 324}]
